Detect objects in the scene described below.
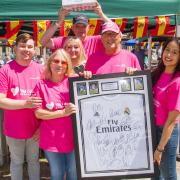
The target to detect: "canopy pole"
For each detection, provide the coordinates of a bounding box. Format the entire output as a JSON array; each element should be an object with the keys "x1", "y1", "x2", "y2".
[
  {"x1": 43, "y1": 47, "x2": 46, "y2": 64},
  {"x1": 147, "y1": 36, "x2": 152, "y2": 70},
  {"x1": 176, "y1": 14, "x2": 180, "y2": 37}
]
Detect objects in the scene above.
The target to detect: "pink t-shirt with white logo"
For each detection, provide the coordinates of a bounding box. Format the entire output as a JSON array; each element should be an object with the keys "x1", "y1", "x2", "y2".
[
  {"x1": 153, "y1": 72, "x2": 180, "y2": 126},
  {"x1": 85, "y1": 49, "x2": 141, "y2": 74},
  {"x1": 0, "y1": 60, "x2": 42, "y2": 139},
  {"x1": 34, "y1": 77, "x2": 74, "y2": 153},
  {"x1": 53, "y1": 35, "x2": 104, "y2": 58}
]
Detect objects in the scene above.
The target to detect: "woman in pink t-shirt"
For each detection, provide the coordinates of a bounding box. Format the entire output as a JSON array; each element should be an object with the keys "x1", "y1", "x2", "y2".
[
  {"x1": 152, "y1": 37, "x2": 180, "y2": 180},
  {"x1": 64, "y1": 36, "x2": 86, "y2": 74},
  {"x1": 34, "y1": 49, "x2": 77, "y2": 180}
]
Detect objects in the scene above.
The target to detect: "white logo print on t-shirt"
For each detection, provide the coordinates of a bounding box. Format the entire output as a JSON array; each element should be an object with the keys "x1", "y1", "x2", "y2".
[
  {"x1": 46, "y1": 102, "x2": 54, "y2": 110},
  {"x1": 11, "y1": 86, "x2": 19, "y2": 96}
]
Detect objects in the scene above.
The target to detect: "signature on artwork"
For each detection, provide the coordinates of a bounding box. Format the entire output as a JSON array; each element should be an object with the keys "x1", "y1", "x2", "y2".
[{"x1": 83, "y1": 103, "x2": 145, "y2": 170}]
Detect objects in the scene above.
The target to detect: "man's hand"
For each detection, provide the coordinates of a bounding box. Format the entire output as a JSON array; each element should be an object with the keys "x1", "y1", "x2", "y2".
[
  {"x1": 125, "y1": 67, "x2": 138, "y2": 75},
  {"x1": 32, "y1": 129, "x2": 40, "y2": 142},
  {"x1": 58, "y1": 7, "x2": 71, "y2": 23},
  {"x1": 93, "y1": 2, "x2": 103, "y2": 17},
  {"x1": 25, "y1": 97, "x2": 42, "y2": 108}
]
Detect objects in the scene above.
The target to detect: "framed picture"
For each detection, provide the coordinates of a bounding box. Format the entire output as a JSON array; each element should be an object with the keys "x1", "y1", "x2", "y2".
[
  {"x1": 69, "y1": 70, "x2": 158, "y2": 180},
  {"x1": 89, "y1": 81, "x2": 99, "y2": 95}
]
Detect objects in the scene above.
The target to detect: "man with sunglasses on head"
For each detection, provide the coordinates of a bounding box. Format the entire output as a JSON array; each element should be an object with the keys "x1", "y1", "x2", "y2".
[
  {"x1": 85, "y1": 21, "x2": 141, "y2": 75},
  {"x1": 40, "y1": 1, "x2": 111, "y2": 59}
]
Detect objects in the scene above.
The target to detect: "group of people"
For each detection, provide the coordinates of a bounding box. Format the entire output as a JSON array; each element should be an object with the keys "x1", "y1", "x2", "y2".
[{"x1": 0, "y1": 1, "x2": 179, "y2": 180}]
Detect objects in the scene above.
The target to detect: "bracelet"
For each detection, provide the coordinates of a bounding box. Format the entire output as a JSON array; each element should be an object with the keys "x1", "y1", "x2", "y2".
[{"x1": 156, "y1": 147, "x2": 164, "y2": 153}]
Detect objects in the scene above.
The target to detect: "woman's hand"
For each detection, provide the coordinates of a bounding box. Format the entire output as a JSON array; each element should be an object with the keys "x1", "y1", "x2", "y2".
[
  {"x1": 154, "y1": 149, "x2": 163, "y2": 166},
  {"x1": 79, "y1": 71, "x2": 92, "y2": 79},
  {"x1": 63, "y1": 103, "x2": 76, "y2": 117}
]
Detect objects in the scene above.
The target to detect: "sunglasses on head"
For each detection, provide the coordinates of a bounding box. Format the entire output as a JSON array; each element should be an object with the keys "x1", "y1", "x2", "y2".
[{"x1": 52, "y1": 59, "x2": 68, "y2": 66}]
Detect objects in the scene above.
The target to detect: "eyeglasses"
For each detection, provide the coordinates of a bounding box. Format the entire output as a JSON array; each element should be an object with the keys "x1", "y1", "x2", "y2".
[{"x1": 52, "y1": 59, "x2": 68, "y2": 66}]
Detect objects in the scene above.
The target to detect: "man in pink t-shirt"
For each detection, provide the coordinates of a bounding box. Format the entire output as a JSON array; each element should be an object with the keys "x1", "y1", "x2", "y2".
[
  {"x1": 40, "y1": 2, "x2": 111, "y2": 58},
  {"x1": 85, "y1": 21, "x2": 141, "y2": 74},
  {"x1": 0, "y1": 33, "x2": 42, "y2": 180}
]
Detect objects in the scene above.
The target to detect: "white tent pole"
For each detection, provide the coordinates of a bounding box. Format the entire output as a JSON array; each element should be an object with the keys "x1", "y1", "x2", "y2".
[
  {"x1": 147, "y1": 36, "x2": 152, "y2": 70},
  {"x1": 176, "y1": 14, "x2": 180, "y2": 37},
  {"x1": 43, "y1": 47, "x2": 46, "y2": 63}
]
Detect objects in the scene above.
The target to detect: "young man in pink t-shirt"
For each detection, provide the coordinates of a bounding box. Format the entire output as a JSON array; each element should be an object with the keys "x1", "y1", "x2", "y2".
[
  {"x1": 85, "y1": 21, "x2": 141, "y2": 74},
  {"x1": 0, "y1": 33, "x2": 42, "y2": 180},
  {"x1": 40, "y1": 2, "x2": 111, "y2": 59}
]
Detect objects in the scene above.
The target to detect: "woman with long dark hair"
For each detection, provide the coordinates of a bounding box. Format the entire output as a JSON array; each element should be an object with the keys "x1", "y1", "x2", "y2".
[{"x1": 152, "y1": 37, "x2": 180, "y2": 179}]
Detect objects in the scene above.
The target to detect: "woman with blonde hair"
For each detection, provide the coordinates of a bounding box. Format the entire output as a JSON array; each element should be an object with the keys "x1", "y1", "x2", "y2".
[
  {"x1": 34, "y1": 49, "x2": 77, "y2": 180},
  {"x1": 64, "y1": 36, "x2": 86, "y2": 74}
]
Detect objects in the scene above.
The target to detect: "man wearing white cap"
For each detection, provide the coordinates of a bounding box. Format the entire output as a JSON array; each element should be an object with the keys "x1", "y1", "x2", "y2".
[{"x1": 85, "y1": 21, "x2": 141, "y2": 74}]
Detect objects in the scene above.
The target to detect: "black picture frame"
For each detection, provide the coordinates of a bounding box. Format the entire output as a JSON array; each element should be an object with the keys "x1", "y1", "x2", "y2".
[{"x1": 69, "y1": 70, "x2": 158, "y2": 180}]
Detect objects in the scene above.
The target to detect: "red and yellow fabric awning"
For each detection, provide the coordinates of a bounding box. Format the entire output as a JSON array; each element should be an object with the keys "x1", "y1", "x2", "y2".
[
  {"x1": 133, "y1": 16, "x2": 149, "y2": 38},
  {"x1": 33, "y1": 20, "x2": 51, "y2": 47},
  {"x1": 150, "y1": 16, "x2": 176, "y2": 36},
  {"x1": 112, "y1": 18, "x2": 127, "y2": 33},
  {"x1": 0, "y1": 15, "x2": 176, "y2": 47},
  {"x1": 6, "y1": 21, "x2": 24, "y2": 46}
]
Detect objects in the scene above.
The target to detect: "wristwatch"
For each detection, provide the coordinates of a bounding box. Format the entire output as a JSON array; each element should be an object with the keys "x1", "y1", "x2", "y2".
[
  {"x1": 156, "y1": 147, "x2": 164, "y2": 153},
  {"x1": 53, "y1": 21, "x2": 60, "y2": 27}
]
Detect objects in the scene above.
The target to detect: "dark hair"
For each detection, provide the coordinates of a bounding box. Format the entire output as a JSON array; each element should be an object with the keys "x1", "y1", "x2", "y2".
[
  {"x1": 15, "y1": 33, "x2": 33, "y2": 46},
  {"x1": 151, "y1": 37, "x2": 180, "y2": 86},
  {"x1": 67, "y1": 29, "x2": 75, "y2": 36}
]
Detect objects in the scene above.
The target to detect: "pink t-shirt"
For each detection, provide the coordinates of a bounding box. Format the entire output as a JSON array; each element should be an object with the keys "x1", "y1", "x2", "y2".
[
  {"x1": 153, "y1": 72, "x2": 180, "y2": 126},
  {"x1": 85, "y1": 49, "x2": 141, "y2": 74},
  {"x1": 53, "y1": 35, "x2": 104, "y2": 58},
  {"x1": 34, "y1": 77, "x2": 74, "y2": 153},
  {"x1": 0, "y1": 60, "x2": 42, "y2": 139}
]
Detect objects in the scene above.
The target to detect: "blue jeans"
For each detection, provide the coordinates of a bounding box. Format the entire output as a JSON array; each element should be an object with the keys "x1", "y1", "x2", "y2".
[
  {"x1": 157, "y1": 125, "x2": 178, "y2": 180},
  {"x1": 44, "y1": 150, "x2": 77, "y2": 180}
]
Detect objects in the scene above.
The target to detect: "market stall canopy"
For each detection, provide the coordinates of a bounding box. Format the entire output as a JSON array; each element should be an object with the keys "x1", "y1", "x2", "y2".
[{"x1": 0, "y1": 0, "x2": 179, "y2": 21}]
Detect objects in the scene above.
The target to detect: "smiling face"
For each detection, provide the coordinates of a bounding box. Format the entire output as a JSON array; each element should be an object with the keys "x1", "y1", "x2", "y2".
[
  {"x1": 162, "y1": 40, "x2": 180, "y2": 73},
  {"x1": 50, "y1": 55, "x2": 68, "y2": 78},
  {"x1": 15, "y1": 39, "x2": 35, "y2": 63},
  {"x1": 72, "y1": 23, "x2": 89, "y2": 41},
  {"x1": 64, "y1": 39, "x2": 81, "y2": 61},
  {"x1": 45, "y1": 49, "x2": 74, "y2": 81},
  {"x1": 101, "y1": 31, "x2": 121, "y2": 54}
]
